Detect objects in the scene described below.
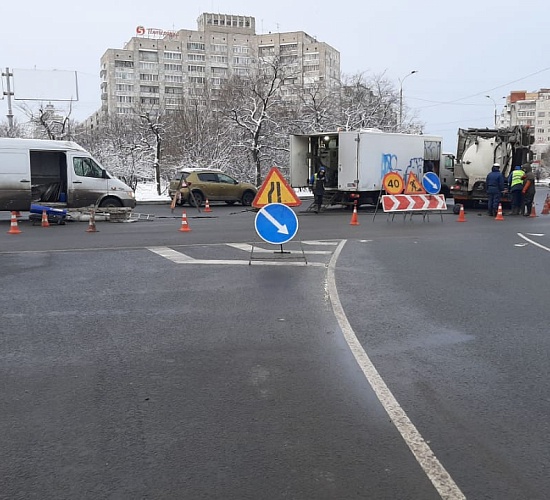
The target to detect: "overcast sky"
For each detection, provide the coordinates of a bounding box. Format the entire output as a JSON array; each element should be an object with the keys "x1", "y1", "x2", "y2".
[{"x1": 1, "y1": 0, "x2": 548, "y2": 151}]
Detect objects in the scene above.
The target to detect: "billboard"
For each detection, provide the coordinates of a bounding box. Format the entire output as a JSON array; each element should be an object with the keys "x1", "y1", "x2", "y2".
[{"x1": 12, "y1": 68, "x2": 79, "y2": 101}]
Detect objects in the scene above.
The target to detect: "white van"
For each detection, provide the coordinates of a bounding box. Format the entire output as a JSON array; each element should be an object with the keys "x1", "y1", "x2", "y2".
[{"x1": 0, "y1": 138, "x2": 136, "y2": 211}]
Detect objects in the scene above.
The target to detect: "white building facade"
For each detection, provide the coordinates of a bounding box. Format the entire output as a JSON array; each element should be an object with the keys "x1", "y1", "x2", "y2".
[
  {"x1": 501, "y1": 89, "x2": 550, "y2": 162},
  {"x1": 86, "y1": 13, "x2": 340, "y2": 129}
]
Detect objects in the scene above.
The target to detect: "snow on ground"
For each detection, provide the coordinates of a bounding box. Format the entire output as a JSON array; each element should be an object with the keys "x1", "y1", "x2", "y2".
[{"x1": 134, "y1": 183, "x2": 313, "y2": 203}]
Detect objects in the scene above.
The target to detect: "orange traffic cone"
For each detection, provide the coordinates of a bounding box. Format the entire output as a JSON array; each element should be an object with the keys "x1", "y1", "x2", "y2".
[
  {"x1": 7, "y1": 211, "x2": 22, "y2": 234},
  {"x1": 494, "y1": 203, "x2": 504, "y2": 221},
  {"x1": 86, "y1": 210, "x2": 98, "y2": 232},
  {"x1": 529, "y1": 204, "x2": 537, "y2": 218},
  {"x1": 542, "y1": 194, "x2": 550, "y2": 215},
  {"x1": 349, "y1": 201, "x2": 359, "y2": 225},
  {"x1": 179, "y1": 211, "x2": 191, "y2": 232},
  {"x1": 41, "y1": 210, "x2": 50, "y2": 227},
  {"x1": 457, "y1": 204, "x2": 466, "y2": 222},
  {"x1": 204, "y1": 199, "x2": 212, "y2": 213}
]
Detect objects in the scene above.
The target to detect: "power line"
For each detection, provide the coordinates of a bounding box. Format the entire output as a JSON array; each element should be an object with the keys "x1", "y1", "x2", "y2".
[{"x1": 412, "y1": 65, "x2": 550, "y2": 110}]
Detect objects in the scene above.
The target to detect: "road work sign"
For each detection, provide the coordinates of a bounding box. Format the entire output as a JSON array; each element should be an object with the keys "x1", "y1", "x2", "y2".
[
  {"x1": 253, "y1": 167, "x2": 302, "y2": 208},
  {"x1": 254, "y1": 203, "x2": 299, "y2": 244}
]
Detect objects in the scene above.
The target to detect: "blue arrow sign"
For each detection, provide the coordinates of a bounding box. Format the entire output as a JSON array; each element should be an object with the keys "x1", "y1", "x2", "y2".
[
  {"x1": 254, "y1": 203, "x2": 299, "y2": 245},
  {"x1": 422, "y1": 172, "x2": 441, "y2": 194}
]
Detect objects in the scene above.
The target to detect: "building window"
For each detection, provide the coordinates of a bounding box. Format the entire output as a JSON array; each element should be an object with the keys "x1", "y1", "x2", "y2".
[
  {"x1": 165, "y1": 86, "x2": 183, "y2": 94},
  {"x1": 233, "y1": 56, "x2": 250, "y2": 66},
  {"x1": 188, "y1": 54, "x2": 206, "y2": 62},
  {"x1": 140, "y1": 85, "x2": 159, "y2": 94},
  {"x1": 115, "y1": 71, "x2": 133, "y2": 80},
  {"x1": 140, "y1": 97, "x2": 160, "y2": 105},
  {"x1": 163, "y1": 51, "x2": 182, "y2": 60},
  {"x1": 164, "y1": 63, "x2": 182, "y2": 72},
  {"x1": 188, "y1": 65, "x2": 205, "y2": 73},
  {"x1": 116, "y1": 84, "x2": 134, "y2": 92},
  {"x1": 211, "y1": 55, "x2": 228, "y2": 64},
  {"x1": 165, "y1": 74, "x2": 183, "y2": 83},
  {"x1": 187, "y1": 42, "x2": 205, "y2": 51},
  {"x1": 139, "y1": 62, "x2": 157, "y2": 70},
  {"x1": 116, "y1": 96, "x2": 133, "y2": 103},
  {"x1": 115, "y1": 60, "x2": 134, "y2": 68},
  {"x1": 139, "y1": 51, "x2": 158, "y2": 62},
  {"x1": 233, "y1": 45, "x2": 249, "y2": 54},
  {"x1": 140, "y1": 74, "x2": 159, "y2": 81},
  {"x1": 259, "y1": 46, "x2": 275, "y2": 55},
  {"x1": 211, "y1": 44, "x2": 227, "y2": 53},
  {"x1": 280, "y1": 44, "x2": 297, "y2": 53},
  {"x1": 189, "y1": 76, "x2": 205, "y2": 84}
]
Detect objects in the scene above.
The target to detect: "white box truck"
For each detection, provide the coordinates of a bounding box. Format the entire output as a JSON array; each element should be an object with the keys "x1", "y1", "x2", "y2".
[
  {"x1": 290, "y1": 129, "x2": 444, "y2": 206},
  {"x1": 0, "y1": 138, "x2": 136, "y2": 212}
]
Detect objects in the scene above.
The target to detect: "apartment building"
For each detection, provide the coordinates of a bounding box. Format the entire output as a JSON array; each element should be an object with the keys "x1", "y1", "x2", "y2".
[
  {"x1": 501, "y1": 89, "x2": 550, "y2": 161},
  {"x1": 85, "y1": 12, "x2": 340, "y2": 129}
]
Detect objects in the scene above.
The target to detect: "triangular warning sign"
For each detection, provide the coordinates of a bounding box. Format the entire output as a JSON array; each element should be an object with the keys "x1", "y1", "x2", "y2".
[
  {"x1": 404, "y1": 172, "x2": 426, "y2": 194},
  {"x1": 252, "y1": 167, "x2": 302, "y2": 208}
]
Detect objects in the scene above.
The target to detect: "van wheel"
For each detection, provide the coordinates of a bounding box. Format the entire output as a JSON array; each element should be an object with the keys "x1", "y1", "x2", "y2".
[{"x1": 99, "y1": 197, "x2": 123, "y2": 208}]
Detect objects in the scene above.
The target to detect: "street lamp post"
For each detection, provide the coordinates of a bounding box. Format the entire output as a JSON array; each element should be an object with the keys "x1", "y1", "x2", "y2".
[
  {"x1": 399, "y1": 70, "x2": 418, "y2": 131},
  {"x1": 486, "y1": 95, "x2": 497, "y2": 127}
]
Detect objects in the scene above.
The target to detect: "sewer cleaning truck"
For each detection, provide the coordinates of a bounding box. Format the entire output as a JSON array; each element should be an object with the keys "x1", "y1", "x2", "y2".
[
  {"x1": 289, "y1": 129, "x2": 444, "y2": 207},
  {"x1": 450, "y1": 126, "x2": 533, "y2": 207}
]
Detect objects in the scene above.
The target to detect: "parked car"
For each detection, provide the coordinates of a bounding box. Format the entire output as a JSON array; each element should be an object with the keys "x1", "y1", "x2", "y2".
[{"x1": 169, "y1": 168, "x2": 257, "y2": 207}]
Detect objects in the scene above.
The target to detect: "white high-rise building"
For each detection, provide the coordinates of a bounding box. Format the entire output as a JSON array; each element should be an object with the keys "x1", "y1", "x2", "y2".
[{"x1": 85, "y1": 13, "x2": 340, "y2": 129}]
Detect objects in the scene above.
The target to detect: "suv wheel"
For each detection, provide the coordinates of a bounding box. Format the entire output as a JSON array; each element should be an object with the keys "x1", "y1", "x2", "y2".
[
  {"x1": 189, "y1": 190, "x2": 204, "y2": 207},
  {"x1": 241, "y1": 190, "x2": 255, "y2": 206}
]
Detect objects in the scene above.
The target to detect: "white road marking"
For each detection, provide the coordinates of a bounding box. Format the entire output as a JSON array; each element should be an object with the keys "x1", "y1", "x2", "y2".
[
  {"x1": 517, "y1": 233, "x2": 550, "y2": 252},
  {"x1": 327, "y1": 240, "x2": 465, "y2": 500},
  {"x1": 147, "y1": 247, "x2": 325, "y2": 266},
  {"x1": 302, "y1": 240, "x2": 339, "y2": 246},
  {"x1": 227, "y1": 243, "x2": 332, "y2": 255},
  {"x1": 148, "y1": 246, "x2": 195, "y2": 262}
]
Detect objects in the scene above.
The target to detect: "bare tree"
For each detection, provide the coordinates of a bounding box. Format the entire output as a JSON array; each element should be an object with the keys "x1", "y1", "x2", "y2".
[
  {"x1": 17, "y1": 102, "x2": 74, "y2": 140},
  {"x1": 0, "y1": 118, "x2": 26, "y2": 138},
  {"x1": 221, "y1": 54, "x2": 291, "y2": 186}
]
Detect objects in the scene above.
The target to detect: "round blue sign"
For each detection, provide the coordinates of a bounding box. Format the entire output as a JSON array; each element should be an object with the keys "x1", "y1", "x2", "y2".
[
  {"x1": 254, "y1": 203, "x2": 299, "y2": 245},
  {"x1": 422, "y1": 172, "x2": 441, "y2": 194}
]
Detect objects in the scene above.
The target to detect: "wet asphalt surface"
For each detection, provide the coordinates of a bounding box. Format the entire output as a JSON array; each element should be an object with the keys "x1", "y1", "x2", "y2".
[{"x1": 1, "y1": 189, "x2": 549, "y2": 499}]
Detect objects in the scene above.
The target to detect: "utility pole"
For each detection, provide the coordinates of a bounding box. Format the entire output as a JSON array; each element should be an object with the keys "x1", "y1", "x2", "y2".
[
  {"x1": 486, "y1": 95, "x2": 497, "y2": 127},
  {"x1": 2, "y1": 67, "x2": 14, "y2": 131},
  {"x1": 399, "y1": 70, "x2": 418, "y2": 131}
]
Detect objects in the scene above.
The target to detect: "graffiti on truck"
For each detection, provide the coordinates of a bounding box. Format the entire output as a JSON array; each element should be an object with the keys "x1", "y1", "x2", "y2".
[
  {"x1": 381, "y1": 154, "x2": 424, "y2": 181},
  {"x1": 381, "y1": 154, "x2": 400, "y2": 177}
]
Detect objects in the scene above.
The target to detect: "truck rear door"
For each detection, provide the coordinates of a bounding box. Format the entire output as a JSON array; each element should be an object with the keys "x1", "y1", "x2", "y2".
[
  {"x1": 338, "y1": 132, "x2": 360, "y2": 190},
  {"x1": 289, "y1": 135, "x2": 310, "y2": 187}
]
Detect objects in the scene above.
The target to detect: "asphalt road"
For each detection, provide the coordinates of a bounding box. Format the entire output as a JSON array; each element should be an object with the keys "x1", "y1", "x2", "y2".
[{"x1": 1, "y1": 190, "x2": 549, "y2": 499}]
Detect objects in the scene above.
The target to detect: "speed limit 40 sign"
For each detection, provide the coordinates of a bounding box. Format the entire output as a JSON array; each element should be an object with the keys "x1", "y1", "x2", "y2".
[{"x1": 383, "y1": 172, "x2": 404, "y2": 195}]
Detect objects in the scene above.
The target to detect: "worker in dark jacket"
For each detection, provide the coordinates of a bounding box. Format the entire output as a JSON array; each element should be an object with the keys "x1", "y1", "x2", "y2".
[
  {"x1": 486, "y1": 163, "x2": 505, "y2": 216},
  {"x1": 508, "y1": 165, "x2": 524, "y2": 215},
  {"x1": 313, "y1": 167, "x2": 326, "y2": 213},
  {"x1": 521, "y1": 163, "x2": 536, "y2": 216}
]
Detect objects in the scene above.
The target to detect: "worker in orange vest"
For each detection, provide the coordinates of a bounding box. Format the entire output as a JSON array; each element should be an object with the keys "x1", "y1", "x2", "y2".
[{"x1": 521, "y1": 163, "x2": 536, "y2": 216}]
